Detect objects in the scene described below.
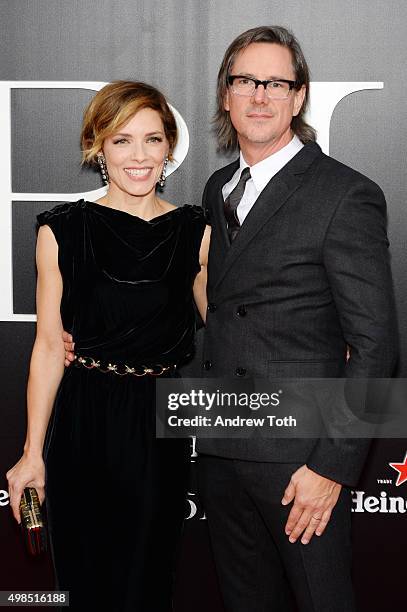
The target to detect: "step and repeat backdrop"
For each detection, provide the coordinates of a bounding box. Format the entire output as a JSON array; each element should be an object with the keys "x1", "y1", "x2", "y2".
[{"x1": 1, "y1": 2, "x2": 406, "y2": 610}]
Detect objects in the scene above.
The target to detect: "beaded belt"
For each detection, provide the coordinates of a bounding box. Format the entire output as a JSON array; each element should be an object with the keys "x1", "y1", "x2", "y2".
[{"x1": 74, "y1": 355, "x2": 175, "y2": 377}]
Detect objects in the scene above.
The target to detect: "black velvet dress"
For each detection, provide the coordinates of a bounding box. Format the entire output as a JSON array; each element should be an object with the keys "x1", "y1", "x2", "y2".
[{"x1": 37, "y1": 200, "x2": 206, "y2": 612}]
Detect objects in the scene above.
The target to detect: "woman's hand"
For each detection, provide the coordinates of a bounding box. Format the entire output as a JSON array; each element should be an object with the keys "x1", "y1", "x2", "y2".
[
  {"x1": 6, "y1": 453, "x2": 46, "y2": 523},
  {"x1": 62, "y1": 331, "x2": 75, "y2": 367}
]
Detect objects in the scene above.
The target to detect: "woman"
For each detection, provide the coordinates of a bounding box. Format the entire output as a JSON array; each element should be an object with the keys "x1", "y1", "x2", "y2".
[{"x1": 6, "y1": 81, "x2": 210, "y2": 611}]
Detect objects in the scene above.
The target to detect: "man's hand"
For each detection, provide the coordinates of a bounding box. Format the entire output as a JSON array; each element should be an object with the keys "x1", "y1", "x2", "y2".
[
  {"x1": 62, "y1": 331, "x2": 75, "y2": 367},
  {"x1": 281, "y1": 464, "x2": 342, "y2": 545}
]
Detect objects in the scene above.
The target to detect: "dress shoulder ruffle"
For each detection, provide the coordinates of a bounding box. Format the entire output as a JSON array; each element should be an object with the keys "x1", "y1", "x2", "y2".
[
  {"x1": 37, "y1": 199, "x2": 84, "y2": 227},
  {"x1": 36, "y1": 199, "x2": 85, "y2": 245}
]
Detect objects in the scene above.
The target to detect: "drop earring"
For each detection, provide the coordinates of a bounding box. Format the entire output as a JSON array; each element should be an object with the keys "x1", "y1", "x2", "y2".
[
  {"x1": 97, "y1": 153, "x2": 109, "y2": 184},
  {"x1": 158, "y1": 157, "x2": 169, "y2": 189}
]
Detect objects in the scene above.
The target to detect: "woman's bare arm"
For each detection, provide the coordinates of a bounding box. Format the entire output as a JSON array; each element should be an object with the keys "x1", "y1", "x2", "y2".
[
  {"x1": 193, "y1": 225, "x2": 211, "y2": 323},
  {"x1": 6, "y1": 225, "x2": 65, "y2": 521}
]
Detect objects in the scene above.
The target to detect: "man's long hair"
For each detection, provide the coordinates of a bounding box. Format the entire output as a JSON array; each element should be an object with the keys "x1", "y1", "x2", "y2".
[{"x1": 214, "y1": 26, "x2": 316, "y2": 151}]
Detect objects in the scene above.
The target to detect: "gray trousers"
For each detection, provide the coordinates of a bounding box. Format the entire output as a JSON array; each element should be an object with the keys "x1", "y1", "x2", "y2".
[{"x1": 198, "y1": 455, "x2": 356, "y2": 612}]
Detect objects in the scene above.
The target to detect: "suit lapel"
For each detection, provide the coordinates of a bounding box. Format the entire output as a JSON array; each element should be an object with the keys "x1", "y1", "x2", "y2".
[
  {"x1": 208, "y1": 161, "x2": 239, "y2": 285},
  {"x1": 213, "y1": 174, "x2": 234, "y2": 250},
  {"x1": 213, "y1": 142, "x2": 322, "y2": 292}
]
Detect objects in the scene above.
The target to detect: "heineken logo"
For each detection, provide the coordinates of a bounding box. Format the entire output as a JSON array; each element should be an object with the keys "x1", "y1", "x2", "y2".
[
  {"x1": 389, "y1": 452, "x2": 407, "y2": 487},
  {"x1": 352, "y1": 490, "x2": 407, "y2": 514}
]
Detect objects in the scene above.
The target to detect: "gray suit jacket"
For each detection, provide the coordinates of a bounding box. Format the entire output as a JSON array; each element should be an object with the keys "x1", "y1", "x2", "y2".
[{"x1": 198, "y1": 142, "x2": 398, "y2": 487}]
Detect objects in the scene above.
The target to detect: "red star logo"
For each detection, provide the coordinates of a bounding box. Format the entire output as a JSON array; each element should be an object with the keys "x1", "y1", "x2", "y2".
[{"x1": 389, "y1": 452, "x2": 407, "y2": 487}]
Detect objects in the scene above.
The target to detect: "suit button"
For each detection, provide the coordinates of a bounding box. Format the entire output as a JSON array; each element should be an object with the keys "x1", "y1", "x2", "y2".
[
  {"x1": 203, "y1": 360, "x2": 212, "y2": 371},
  {"x1": 207, "y1": 303, "x2": 217, "y2": 313},
  {"x1": 235, "y1": 367, "x2": 246, "y2": 377},
  {"x1": 236, "y1": 305, "x2": 247, "y2": 317}
]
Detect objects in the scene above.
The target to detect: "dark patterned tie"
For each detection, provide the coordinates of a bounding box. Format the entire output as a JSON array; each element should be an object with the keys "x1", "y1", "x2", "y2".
[{"x1": 224, "y1": 167, "x2": 251, "y2": 242}]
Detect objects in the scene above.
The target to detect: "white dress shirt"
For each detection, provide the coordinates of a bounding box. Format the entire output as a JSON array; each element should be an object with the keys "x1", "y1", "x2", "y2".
[{"x1": 222, "y1": 135, "x2": 304, "y2": 225}]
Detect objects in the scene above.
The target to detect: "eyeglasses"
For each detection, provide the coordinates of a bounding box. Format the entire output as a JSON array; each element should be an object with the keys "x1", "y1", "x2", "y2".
[{"x1": 227, "y1": 75, "x2": 298, "y2": 100}]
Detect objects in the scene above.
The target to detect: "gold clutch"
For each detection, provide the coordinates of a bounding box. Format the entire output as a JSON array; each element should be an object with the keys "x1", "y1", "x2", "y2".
[{"x1": 19, "y1": 487, "x2": 47, "y2": 556}]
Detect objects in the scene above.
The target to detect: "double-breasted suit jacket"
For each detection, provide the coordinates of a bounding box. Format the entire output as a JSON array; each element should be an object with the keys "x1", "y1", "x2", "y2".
[{"x1": 198, "y1": 142, "x2": 398, "y2": 486}]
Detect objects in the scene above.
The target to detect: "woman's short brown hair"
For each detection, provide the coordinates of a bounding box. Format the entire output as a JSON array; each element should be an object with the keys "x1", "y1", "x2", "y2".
[{"x1": 81, "y1": 80, "x2": 178, "y2": 164}]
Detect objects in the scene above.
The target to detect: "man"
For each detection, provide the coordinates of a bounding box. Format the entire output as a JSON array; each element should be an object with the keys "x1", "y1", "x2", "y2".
[
  {"x1": 196, "y1": 26, "x2": 398, "y2": 612},
  {"x1": 62, "y1": 25, "x2": 398, "y2": 611}
]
